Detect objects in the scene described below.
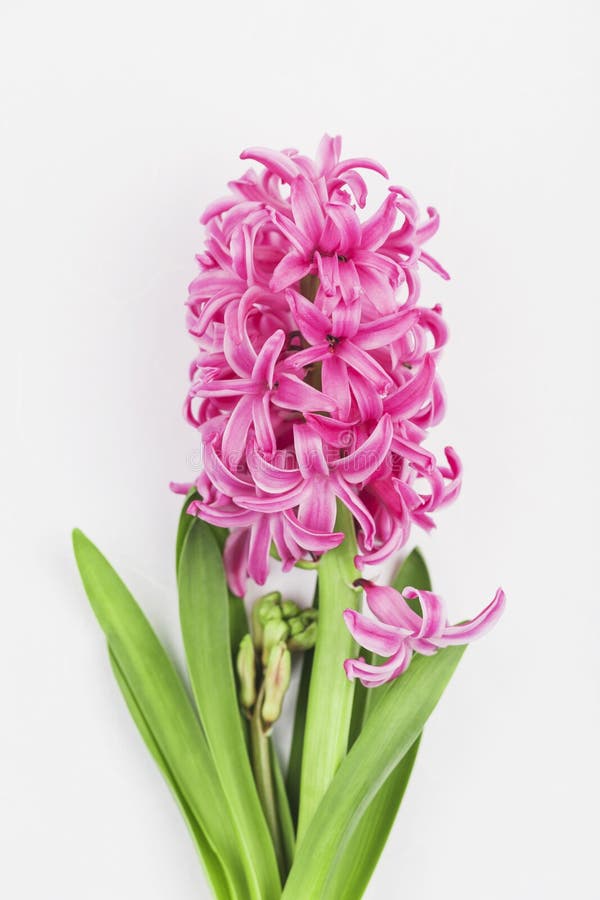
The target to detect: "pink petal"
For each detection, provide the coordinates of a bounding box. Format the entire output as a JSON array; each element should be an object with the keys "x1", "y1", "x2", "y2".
[
  {"x1": 204, "y1": 442, "x2": 253, "y2": 496},
  {"x1": 252, "y1": 394, "x2": 277, "y2": 456},
  {"x1": 403, "y1": 588, "x2": 447, "y2": 640},
  {"x1": 246, "y1": 444, "x2": 303, "y2": 494},
  {"x1": 200, "y1": 196, "x2": 239, "y2": 224},
  {"x1": 221, "y1": 394, "x2": 254, "y2": 466},
  {"x1": 353, "y1": 308, "x2": 419, "y2": 350},
  {"x1": 336, "y1": 341, "x2": 393, "y2": 393},
  {"x1": 333, "y1": 415, "x2": 393, "y2": 484},
  {"x1": 223, "y1": 529, "x2": 250, "y2": 596},
  {"x1": 169, "y1": 481, "x2": 192, "y2": 495},
  {"x1": 332, "y1": 478, "x2": 377, "y2": 549},
  {"x1": 330, "y1": 157, "x2": 389, "y2": 179},
  {"x1": 304, "y1": 412, "x2": 358, "y2": 448},
  {"x1": 438, "y1": 589, "x2": 506, "y2": 646},
  {"x1": 420, "y1": 250, "x2": 450, "y2": 280},
  {"x1": 384, "y1": 354, "x2": 436, "y2": 418},
  {"x1": 270, "y1": 253, "x2": 312, "y2": 293},
  {"x1": 343, "y1": 609, "x2": 407, "y2": 656},
  {"x1": 331, "y1": 296, "x2": 362, "y2": 339},
  {"x1": 291, "y1": 175, "x2": 326, "y2": 245},
  {"x1": 286, "y1": 289, "x2": 330, "y2": 344},
  {"x1": 288, "y1": 344, "x2": 329, "y2": 371},
  {"x1": 247, "y1": 516, "x2": 272, "y2": 586},
  {"x1": 235, "y1": 484, "x2": 307, "y2": 513},
  {"x1": 189, "y1": 500, "x2": 256, "y2": 528},
  {"x1": 297, "y1": 480, "x2": 337, "y2": 534},
  {"x1": 360, "y1": 194, "x2": 399, "y2": 251},
  {"x1": 344, "y1": 645, "x2": 412, "y2": 687},
  {"x1": 273, "y1": 372, "x2": 338, "y2": 414},
  {"x1": 252, "y1": 330, "x2": 285, "y2": 387},
  {"x1": 270, "y1": 209, "x2": 315, "y2": 255},
  {"x1": 321, "y1": 355, "x2": 351, "y2": 419},
  {"x1": 293, "y1": 424, "x2": 329, "y2": 477},
  {"x1": 316, "y1": 133, "x2": 342, "y2": 174},
  {"x1": 190, "y1": 377, "x2": 255, "y2": 398},
  {"x1": 282, "y1": 509, "x2": 344, "y2": 553},
  {"x1": 361, "y1": 581, "x2": 421, "y2": 630},
  {"x1": 324, "y1": 202, "x2": 362, "y2": 255},
  {"x1": 337, "y1": 169, "x2": 368, "y2": 208},
  {"x1": 240, "y1": 146, "x2": 300, "y2": 182}
]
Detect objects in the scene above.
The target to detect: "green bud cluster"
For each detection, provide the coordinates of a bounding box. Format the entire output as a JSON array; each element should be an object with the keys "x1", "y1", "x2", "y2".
[{"x1": 236, "y1": 591, "x2": 319, "y2": 728}]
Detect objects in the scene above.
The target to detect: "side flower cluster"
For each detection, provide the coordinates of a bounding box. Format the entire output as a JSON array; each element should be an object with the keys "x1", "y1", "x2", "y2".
[
  {"x1": 345, "y1": 581, "x2": 506, "y2": 687},
  {"x1": 179, "y1": 135, "x2": 461, "y2": 596}
]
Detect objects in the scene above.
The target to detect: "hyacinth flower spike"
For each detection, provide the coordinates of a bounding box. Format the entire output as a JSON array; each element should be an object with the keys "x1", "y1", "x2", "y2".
[{"x1": 344, "y1": 581, "x2": 506, "y2": 687}]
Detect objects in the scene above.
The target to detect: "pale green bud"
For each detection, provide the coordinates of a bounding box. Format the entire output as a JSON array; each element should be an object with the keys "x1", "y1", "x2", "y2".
[
  {"x1": 262, "y1": 618, "x2": 290, "y2": 666},
  {"x1": 288, "y1": 621, "x2": 317, "y2": 652},
  {"x1": 281, "y1": 600, "x2": 300, "y2": 619},
  {"x1": 287, "y1": 615, "x2": 304, "y2": 637},
  {"x1": 261, "y1": 643, "x2": 291, "y2": 725},
  {"x1": 251, "y1": 591, "x2": 281, "y2": 649},
  {"x1": 236, "y1": 634, "x2": 256, "y2": 709}
]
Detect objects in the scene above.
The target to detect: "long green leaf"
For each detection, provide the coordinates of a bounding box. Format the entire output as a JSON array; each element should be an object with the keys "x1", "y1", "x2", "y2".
[
  {"x1": 175, "y1": 487, "x2": 227, "y2": 574},
  {"x1": 393, "y1": 546, "x2": 432, "y2": 593},
  {"x1": 297, "y1": 502, "x2": 360, "y2": 840},
  {"x1": 72, "y1": 529, "x2": 247, "y2": 899},
  {"x1": 270, "y1": 741, "x2": 295, "y2": 873},
  {"x1": 324, "y1": 736, "x2": 421, "y2": 900},
  {"x1": 176, "y1": 491, "x2": 247, "y2": 657},
  {"x1": 108, "y1": 650, "x2": 231, "y2": 900},
  {"x1": 286, "y1": 648, "x2": 313, "y2": 826},
  {"x1": 178, "y1": 519, "x2": 281, "y2": 900},
  {"x1": 283, "y1": 645, "x2": 466, "y2": 899},
  {"x1": 335, "y1": 547, "x2": 433, "y2": 893}
]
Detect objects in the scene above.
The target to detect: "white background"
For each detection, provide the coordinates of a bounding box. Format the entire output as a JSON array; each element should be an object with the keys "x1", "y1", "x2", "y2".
[{"x1": 2, "y1": 1, "x2": 599, "y2": 897}]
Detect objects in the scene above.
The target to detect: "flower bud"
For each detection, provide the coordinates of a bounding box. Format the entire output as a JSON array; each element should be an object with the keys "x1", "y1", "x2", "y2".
[
  {"x1": 236, "y1": 634, "x2": 256, "y2": 710},
  {"x1": 300, "y1": 609, "x2": 318, "y2": 626},
  {"x1": 251, "y1": 591, "x2": 281, "y2": 649},
  {"x1": 261, "y1": 642, "x2": 291, "y2": 725},
  {"x1": 262, "y1": 618, "x2": 290, "y2": 666},
  {"x1": 287, "y1": 615, "x2": 304, "y2": 637},
  {"x1": 288, "y1": 621, "x2": 317, "y2": 652},
  {"x1": 281, "y1": 600, "x2": 300, "y2": 619}
]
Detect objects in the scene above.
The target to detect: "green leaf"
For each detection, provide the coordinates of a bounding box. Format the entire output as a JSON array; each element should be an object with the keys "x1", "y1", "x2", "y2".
[
  {"x1": 178, "y1": 519, "x2": 281, "y2": 900},
  {"x1": 176, "y1": 490, "x2": 247, "y2": 657},
  {"x1": 393, "y1": 545, "x2": 432, "y2": 596},
  {"x1": 282, "y1": 645, "x2": 466, "y2": 899},
  {"x1": 270, "y1": 740, "x2": 295, "y2": 873},
  {"x1": 323, "y1": 735, "x2": 421, "y2": 900},
  {"x1": 286, "y1": 647, "x2": 313, "y2": 825},
  {"x1": 296, "y1": 502, "x2": 361, "y2": 840},
  {"x1": 347, "y1": 650, "x2": 372, "y2": 749},
  {"x1": 339, "y1": 546, "x2": 432, "y2": 890},
  {"x1": 72, "y1": 529, "x2": 247, "y2": 899},
  {"x1": 229, "y1": 592, "x2": 249, "y2": 655},
  {"x1": 175, "y1": 488, "x2": 227, "y2": 574},
  {"x1": 108, "y1": 650, "x2": 232, "y2": 900}
]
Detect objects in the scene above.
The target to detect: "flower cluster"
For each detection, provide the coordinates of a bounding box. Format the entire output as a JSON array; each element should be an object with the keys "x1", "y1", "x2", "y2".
[
  {"x1": 179, "y1": 135, "x2": 461, "y2": 595},
  {"x1": 344, "y1": 581, "x2": 506, "y2": 687}
]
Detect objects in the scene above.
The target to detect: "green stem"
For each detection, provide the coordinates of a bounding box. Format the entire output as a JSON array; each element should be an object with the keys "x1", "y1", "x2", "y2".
[
  {"x1": 296, "y1": 502, "x2": 360, "y2": 841},
  {"x1": 250, "y1": 688, "x2": 286, "y2": 880}
]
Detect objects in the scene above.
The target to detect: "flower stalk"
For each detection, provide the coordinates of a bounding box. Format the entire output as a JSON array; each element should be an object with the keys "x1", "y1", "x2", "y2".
[
  {"x1": 250, "y1": 683, "x2": 287, "y2": 879},
  {"x1": 297, "y1": 501, "x2": 361, "y2": 840}
]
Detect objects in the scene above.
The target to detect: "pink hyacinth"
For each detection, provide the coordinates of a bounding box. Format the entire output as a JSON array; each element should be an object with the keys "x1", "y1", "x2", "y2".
[
  {"x1": 178, "y1": 134, "x2": 461, "y2": 595},
  {"x1": 344, "y1": 581, "x2": 506, "y2": 687}
]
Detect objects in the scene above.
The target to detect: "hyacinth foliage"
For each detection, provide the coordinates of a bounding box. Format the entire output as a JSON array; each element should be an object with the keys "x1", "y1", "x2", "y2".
[{"x1": 72, "y1": 137, "x2": 503, "y2": 900}]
